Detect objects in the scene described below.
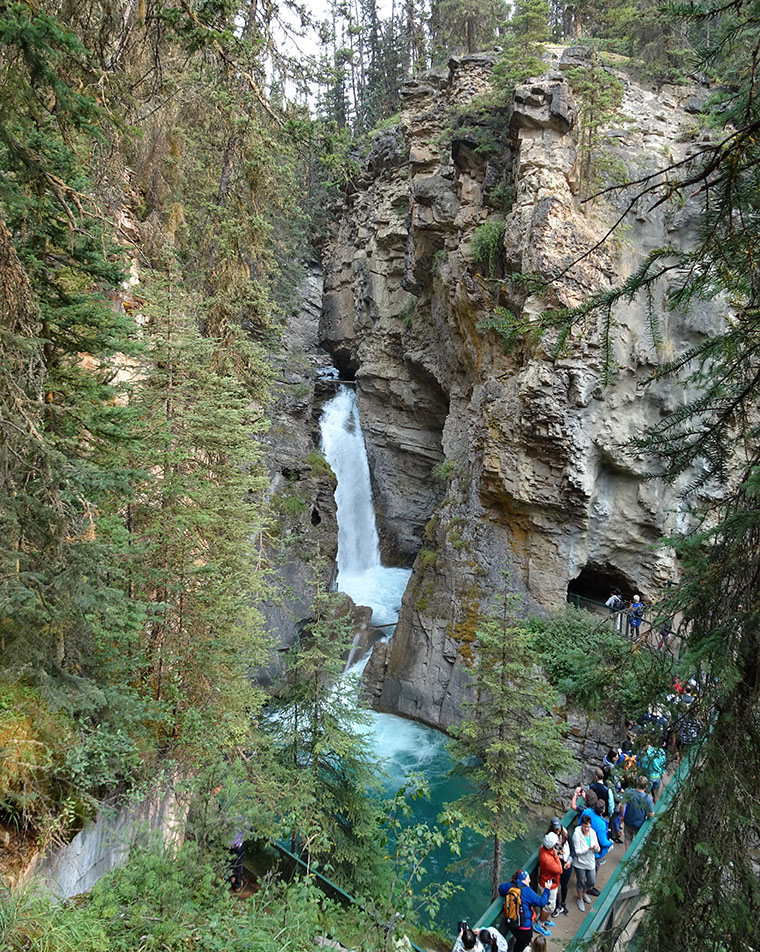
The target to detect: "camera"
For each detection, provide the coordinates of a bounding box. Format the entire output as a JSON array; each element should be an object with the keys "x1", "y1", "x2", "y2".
[{"x1": 457, "y1": 920, "x2": 468, "y2": 933}]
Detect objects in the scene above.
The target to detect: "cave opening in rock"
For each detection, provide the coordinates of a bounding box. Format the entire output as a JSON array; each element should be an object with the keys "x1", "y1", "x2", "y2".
[
  {"x1": 329, "y1": 349, "x2": 358, "y2": 381},
  {"x1": 567, "y1": 564, "x2": 634, "y2": 608}
]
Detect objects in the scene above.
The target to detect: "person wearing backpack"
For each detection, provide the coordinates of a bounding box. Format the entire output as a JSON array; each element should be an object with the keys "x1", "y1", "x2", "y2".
[
  {"x1": 605, "y1": 589, "x2": 625, "y2": 633},
  {"x1": 498, "y1": 868, "x2": 553, "y2": 952},
  {"x1": 620, "y1": 775, "x2": 655, "y2": 847}
]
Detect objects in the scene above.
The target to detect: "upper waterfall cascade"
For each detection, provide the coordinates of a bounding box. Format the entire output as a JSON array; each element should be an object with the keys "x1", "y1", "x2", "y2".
[
  {"x1": 320, "y1": 385, "x2": 410, "y2": 629},
  {"x1": 319, "y1": 387, "x2": 381, "y2": 576}
]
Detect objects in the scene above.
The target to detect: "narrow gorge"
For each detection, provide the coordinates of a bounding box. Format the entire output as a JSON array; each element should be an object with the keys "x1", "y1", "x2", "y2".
[
  {"x1": 4, "y1": 2, "x2": 754, "y2": 947},
  {"x1": 269, "y1": 48, "x2": 720, "y2": 737}
]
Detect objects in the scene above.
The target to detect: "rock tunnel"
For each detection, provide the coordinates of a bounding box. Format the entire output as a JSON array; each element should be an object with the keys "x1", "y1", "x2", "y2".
[{"x1": 567, "y1": 563, "x2": 636, "y2": 607}]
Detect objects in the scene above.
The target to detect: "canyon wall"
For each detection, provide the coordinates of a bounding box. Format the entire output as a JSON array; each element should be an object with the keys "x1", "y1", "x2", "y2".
[
  {"x1": 259, "y1": 265, "x2": 375, "y2": 671},
  {"x1": 321, "y1": 48, "x2": 720, "y2": 728}
]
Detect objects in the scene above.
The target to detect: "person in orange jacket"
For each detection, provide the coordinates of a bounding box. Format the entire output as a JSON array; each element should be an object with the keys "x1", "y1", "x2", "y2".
[{"x1": 537, "y1": 832, "x2": 563, "y2": 924}]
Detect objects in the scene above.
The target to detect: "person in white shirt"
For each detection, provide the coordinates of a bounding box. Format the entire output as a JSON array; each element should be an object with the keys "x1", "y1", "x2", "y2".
[{"x1": 571, "y1": 813, "x2": 600, "y2": 912}]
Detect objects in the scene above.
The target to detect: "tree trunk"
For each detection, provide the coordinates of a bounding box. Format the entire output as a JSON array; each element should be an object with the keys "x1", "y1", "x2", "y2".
[
  {"x1": 216, "y1": 133, "x2": 239, "y2": 206},
  {"x1": 492, "y1": 832, "x2": 503, "y2": 900}
]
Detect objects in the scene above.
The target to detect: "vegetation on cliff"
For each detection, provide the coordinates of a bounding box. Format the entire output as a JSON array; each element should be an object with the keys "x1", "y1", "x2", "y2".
[{"x1": 2, "y1": 0, "x2": 760, "y2": 950}]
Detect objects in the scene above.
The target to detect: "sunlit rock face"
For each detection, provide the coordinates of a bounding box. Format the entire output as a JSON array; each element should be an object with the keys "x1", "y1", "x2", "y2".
[{"x1": 322, "y1": 50, "x2": 721, "y2": 728}]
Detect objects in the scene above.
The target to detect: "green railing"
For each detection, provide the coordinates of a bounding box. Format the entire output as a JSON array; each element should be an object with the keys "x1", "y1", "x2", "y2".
[
  {"x1": 473, "y1": 808, "x2": 578, "y2": 931},
  {"x1": 269, "y1": 840, "x2": 427, "y2": 952},
  {"x1": 566, "y1": 592, "x2": 644, "y2": 639},
  {"x1": 566, "y1": 592, "x2": 609, "y2": 611},
  {"x1": 567, "y1": 752, "x2": 692, "y2": 951}
]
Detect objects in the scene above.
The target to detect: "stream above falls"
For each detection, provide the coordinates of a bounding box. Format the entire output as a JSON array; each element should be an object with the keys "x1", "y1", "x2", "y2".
[{"x1": 319, "y1": 384, "x2": 544, "y2": 932}]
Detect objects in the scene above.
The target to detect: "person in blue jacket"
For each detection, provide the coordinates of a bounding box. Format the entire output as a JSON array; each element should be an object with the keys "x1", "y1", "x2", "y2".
[
  {"x1": 580, "y1": 799, "x2": 615, "y2": 878},
  {"x1": 498, "y1": 868, "x2": 553, "y2": 952}
]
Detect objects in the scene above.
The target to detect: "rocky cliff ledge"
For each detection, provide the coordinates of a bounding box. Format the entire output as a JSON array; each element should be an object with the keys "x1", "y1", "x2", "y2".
[{"x1": 321, "y1": 49, "x2": 721, "y2": 728}]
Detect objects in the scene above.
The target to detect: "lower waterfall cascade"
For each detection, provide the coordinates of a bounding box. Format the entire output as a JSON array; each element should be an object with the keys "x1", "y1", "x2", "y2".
[{"x1": 318, "y1": 383, "x2": 544, "y2": 931}]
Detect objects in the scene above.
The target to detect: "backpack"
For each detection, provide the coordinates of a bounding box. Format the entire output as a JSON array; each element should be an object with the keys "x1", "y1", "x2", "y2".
[
  {"x1": 503, "y1": 885, "x2": 523, "y2": 929},
  {"x1": 620, "y1": 754, "x2": 637, "y2": 787}
]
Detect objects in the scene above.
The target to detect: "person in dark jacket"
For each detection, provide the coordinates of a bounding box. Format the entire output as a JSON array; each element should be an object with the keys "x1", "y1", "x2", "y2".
[{"x1": 498, "y1": 868, "x2": 552, "y2": 952}]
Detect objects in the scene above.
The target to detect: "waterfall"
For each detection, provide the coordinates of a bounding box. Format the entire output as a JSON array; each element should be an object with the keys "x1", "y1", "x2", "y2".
[
  {"x1": 320, "y1": 387, "x2": 381, "y2": 577},
  {"x1": 317, "y1": 380, "x2": 543, "y2": 931},
  {"x1": 320, "y1": 386, "x2": 410, "y2": 629}
]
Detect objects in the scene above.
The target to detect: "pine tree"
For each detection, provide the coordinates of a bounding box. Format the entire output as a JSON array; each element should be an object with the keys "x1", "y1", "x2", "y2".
[
  {"x1": 124, "y1": 254, "x2": 272, "y2": 763},
  {"x1": 265, "y1": 580, "x2": 385, "y2": 892},
  {"x1": 564, "y1": 58, "x2": 624, "y2": 201},
  {"x1": 432, "y1": 0, "x2": 508, "y2": 59},
  {"x1": 447, "y1": 580, "x2": 570, "y2": 898},
  {"x1": 494, "y1": 0, "x2": 550, "y2": 89}
]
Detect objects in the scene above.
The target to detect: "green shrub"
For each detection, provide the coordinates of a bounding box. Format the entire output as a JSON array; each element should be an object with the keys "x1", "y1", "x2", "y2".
[
  {"x1": 488, "y1": 181, "x2": 516, "y2": 211},
  {"x1": 431, "y1": 249, "x2": 448, "y2": 275},
  {"x1": 0, "y1": 682, "x2": 82, "y2": 838},
  {"x1": 431, "y1": 460, "x2": 455, "y2": 482},
  {"x1": 526, "y1": 608, "x2": 674, "y2": 720},
  {"x1": 400, "y1": 299, "x2": 416, "y2": 329},
  {"x1": 470, "y1": 219, "x2": 505, "y2": 276},
  {"x1": 306, "y1": 451, "x2": 333, "y2": 478}
]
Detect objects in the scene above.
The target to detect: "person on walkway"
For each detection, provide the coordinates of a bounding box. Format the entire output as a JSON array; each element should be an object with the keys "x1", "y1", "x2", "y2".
[
  {"x1": 602, "y1": 747, "x2": 620, "y2": 777},
  {"x1": 530, "y1": 937, "x2": 547, "y2": 952},
  {"x1": 620, "y1": 774, "x2": 655, "y2": 847},
  {"x1": 498, "y1": 868, "x2": 553, "y2": 951},
  {"x1": 475, "y1": 926, "x2": 508, "y2": 952},
  {"x1": 639, "y1": 741, "x2": 666, "y2": 801},
  {"x1": 628, "y1": 595, "x2": 644, "y2": 637},
  {"x1": 547, "y1": 817, "x2": 572, "y2": 915},
  {"x1": 617, "y1": 741, "x2": 638, "y2": 789},
  {"x1": 605, "y1": 588, "x2": 625, "y2": 633},
  {"x1": 588, "y1": 767, "x2": 614, "y2": 817},
  {"x1": 657, "y1": 622, "x2": 674, "y2": 650},
  {"x1": 571, "y1": 813, "x2": 600, "y2": 912},
  {"x1": 537, "y1": 832, "x2": 562, "y2": 926},
  {"x1": 452, "y1": 924, "x2": 484, "y2": 952},
  {"x1": 571, "y1": 785, "x2": 597, "y2": 817},
  {"x1": 580, "y1": 799, "x2": 614, "y2": 873}
]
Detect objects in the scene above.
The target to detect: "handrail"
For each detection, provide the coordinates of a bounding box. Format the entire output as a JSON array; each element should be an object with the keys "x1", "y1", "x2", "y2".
[
  {"x1": 567, "y1": 593, "x2": 610, "y2": 610},
  {"x1": 270, "y1": 840, "x2": 427, "y2": 952},
  {"x1": 474, "y1": 808, "x2": 579, "y2": 930},
  {"x1": 568, "y1": 751, "x2": 693, "y2": 950},
  {"x1": 566, "y1": 593, "x2": 648, "y2": 639}
]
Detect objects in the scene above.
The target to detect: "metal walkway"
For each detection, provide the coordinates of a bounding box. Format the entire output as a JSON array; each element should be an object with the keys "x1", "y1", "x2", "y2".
[{"x1": 473, "y1": 755, "x2": 690, "y2": 951}]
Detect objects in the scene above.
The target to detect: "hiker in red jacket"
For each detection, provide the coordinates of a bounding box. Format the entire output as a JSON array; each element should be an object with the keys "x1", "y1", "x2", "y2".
[{"x1": 538, "y1": 832, "x2": 563, "y2": 923}]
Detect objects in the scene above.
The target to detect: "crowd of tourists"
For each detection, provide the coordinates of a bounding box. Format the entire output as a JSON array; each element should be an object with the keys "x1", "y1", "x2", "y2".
[{"x1": 451, "y1": 712, "x2": 679, "y2": 952}]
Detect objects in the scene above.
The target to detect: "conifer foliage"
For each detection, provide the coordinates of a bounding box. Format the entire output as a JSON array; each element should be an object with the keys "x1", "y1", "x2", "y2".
[
  {"x1": 0, "y1": 0, "x2": 300, "y2": 843},
  {"x1": 545, "y1": 3, "x2": 760, "y2": 948},
  {"x1": 447, "y1": 580, "x2": 569, "y2": 899}
]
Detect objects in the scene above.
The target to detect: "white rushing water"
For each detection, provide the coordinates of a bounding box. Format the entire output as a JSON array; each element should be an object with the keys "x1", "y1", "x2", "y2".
[
  {"x1": 320, "y1": 387, "x2": 411, "y2": 629},
  {"x1": 318, "y1": 384, "x2": 547, "y2": 931}
]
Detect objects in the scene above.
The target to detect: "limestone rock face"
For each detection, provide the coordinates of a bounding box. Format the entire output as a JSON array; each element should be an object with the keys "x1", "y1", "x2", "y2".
[
  {"x1": 322, "y1": 54, "x2": 721, "y2": 729},
  {"x1": 259, "y1": 265, "x2": 343, "y2": 675}
]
